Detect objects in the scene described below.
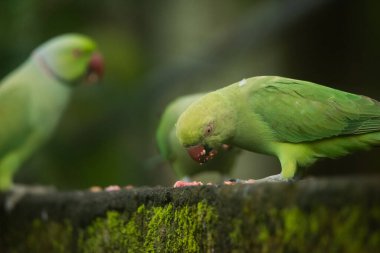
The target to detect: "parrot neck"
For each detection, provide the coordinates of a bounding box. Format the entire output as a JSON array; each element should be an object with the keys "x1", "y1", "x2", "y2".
[
  {"x1": 33, "y1": 53, "x2": 72, "y2": 86},
  {"x1": 222, "y1": 83, "x2": 276, "y2": 155}
]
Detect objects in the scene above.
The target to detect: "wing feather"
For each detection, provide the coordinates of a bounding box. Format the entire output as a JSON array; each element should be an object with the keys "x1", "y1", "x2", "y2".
[{"x1": 248, "y1": 77, "x2": 380, "y2": 143}]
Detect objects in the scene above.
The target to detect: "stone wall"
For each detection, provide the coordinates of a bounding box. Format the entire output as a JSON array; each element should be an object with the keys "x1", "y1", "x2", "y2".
[{"x1": 1, "y1": 177, "x2": 379, "y2": 252}]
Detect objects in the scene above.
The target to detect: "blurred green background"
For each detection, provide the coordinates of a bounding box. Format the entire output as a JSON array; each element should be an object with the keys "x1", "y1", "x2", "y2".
[{"x1": 1, "y1": 0, "x2": 379, "y2": 189}]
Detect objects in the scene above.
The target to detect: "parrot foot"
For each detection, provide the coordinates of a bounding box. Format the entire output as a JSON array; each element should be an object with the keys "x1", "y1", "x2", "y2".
[
  {"x1": 254, "y1": 174, "x2": 295, "y2": 183},
  {"x1": 173, "y1": 181, "x2": 203, "y2": 188},
  {"x1": 224, "y1": 178, "x2": 256, "y2": 185},
  {"x1": 223, "y1": 174, "x2": 295, "y2": 185},
  {"x1": 4, "y1": 184, "x2": 56, "y2": 212}
]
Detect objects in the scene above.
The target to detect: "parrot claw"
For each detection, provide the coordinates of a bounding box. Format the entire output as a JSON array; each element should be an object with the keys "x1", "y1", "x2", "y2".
[
  {"x1": 254, "y1": 174, "x2": 294, "y2": 183},
  {"x1": 224, "y1": 178, "x2": 256, "y2": 185},
  {"x1": 223, "y1": 174, "x2": 294, "y2": 185}
]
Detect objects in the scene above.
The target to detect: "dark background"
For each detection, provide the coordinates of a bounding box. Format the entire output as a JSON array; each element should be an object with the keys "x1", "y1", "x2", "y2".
[{"x1": 1, "y1": 0, "x2": 379, "y2": 189}]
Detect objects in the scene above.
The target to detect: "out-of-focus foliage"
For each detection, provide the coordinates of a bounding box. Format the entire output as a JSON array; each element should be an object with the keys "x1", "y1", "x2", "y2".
[{"x1": 1, "y1": 0, "x2": 379, "y2": 189}]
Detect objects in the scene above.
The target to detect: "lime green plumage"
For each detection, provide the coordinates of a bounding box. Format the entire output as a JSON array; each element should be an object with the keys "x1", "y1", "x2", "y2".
[
  {"x1": 176, "y1": 76, "x2": 380, "y2": 181},
  {"x1": 0, "y1": 34, "x2": 100, "y2": 190},
  {"x1": 246, "y1": 76, "x2": 380, "y2": 142},
  {"x1": 156, "y1": 94, "x2": 239, "y2": 179}
]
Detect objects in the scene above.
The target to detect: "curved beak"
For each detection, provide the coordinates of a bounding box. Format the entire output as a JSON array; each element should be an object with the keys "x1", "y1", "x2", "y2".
[
  {"x1": 86, "y1": 52, "x2": 104, "y2": 84},
  {"x1": 187, "y1": 144, "x2": 218, "y2": 164}
]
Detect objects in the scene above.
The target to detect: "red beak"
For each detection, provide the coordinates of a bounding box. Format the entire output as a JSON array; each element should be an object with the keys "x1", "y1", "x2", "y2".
[
  {"x1": 187, "y1": 145, "x2": 218, "y2": 164},
  {"x1": 86, "y1": 52, "x2": 104, "y2": 83}
]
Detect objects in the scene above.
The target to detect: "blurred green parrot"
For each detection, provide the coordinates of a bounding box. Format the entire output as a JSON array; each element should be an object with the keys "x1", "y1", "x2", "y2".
[
  {"x1": 176, "y1": 76, "x2": 380, "y2": 182},
  {"x1": 0, "y1": 34, "x2": 103, "y2": 190},
  {"x1": 156, "y1": 93, "x2": 239, "y2": 186}
]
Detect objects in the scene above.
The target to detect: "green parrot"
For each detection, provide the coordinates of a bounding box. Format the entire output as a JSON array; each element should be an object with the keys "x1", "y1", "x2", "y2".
[
  {"x1": 176, "y1": 76, "x2": 380, "y2": 182},
  {"x1": 156, "y1": 93, "x2": 239, "y2": 186},
  {"x1": 0, "y1": 34, "x2": 103, "y2": 190}
]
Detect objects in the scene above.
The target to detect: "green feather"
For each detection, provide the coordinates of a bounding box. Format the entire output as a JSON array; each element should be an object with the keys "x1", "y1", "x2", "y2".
[{"x1": 247, "y1": 76, "x2": 380, "y2": 143}]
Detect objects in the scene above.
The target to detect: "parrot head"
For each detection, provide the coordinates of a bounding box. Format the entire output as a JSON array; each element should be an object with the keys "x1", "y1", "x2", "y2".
[
  {"x1": 176, "y1": 92, "x2": 236, "y2": 164},
  {"x1": 33, "y1": 33, "x2": 104, "y2": 86}
]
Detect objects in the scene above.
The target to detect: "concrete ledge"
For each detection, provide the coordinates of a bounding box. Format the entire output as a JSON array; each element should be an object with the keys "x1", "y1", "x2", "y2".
[{"x1": 1, "y1": 177, "x2": 380, "y2": 252}]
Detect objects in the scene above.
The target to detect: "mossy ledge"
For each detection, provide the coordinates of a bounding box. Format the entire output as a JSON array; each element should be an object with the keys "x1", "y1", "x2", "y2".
[{"x1": 1, "y1": 177, "x2": 380, "y2": 252}]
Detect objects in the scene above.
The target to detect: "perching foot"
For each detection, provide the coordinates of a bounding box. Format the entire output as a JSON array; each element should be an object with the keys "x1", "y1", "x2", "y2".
[
  {"x1": 224, "y1": 178, "x2": 256, "y2": 185},
  {"x1": 254, "y1": 174, "x2": 295, "y2": 183}
]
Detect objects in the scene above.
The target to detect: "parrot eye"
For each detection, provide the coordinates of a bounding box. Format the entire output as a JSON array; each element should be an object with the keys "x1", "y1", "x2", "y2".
[
  {"x1": 204, "y1": 123, "x2": 214, "y2": 136},
  {"x1": 72, "y1": 48, "x2": 83, "y2": 58}
]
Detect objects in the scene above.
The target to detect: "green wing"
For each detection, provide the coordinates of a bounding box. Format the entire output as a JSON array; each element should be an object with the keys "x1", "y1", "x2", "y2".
[{"x1": 248, "y1": 76, "x2": 380, "y2": 143}]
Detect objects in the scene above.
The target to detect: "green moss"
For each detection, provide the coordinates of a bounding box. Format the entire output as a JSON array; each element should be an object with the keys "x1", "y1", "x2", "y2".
[
  {"x1": 122, "y1": 204, "x2": 145, "y2": 251},
  {"x1": 229, "y1": 204, "x2": 380, "y2": 253},
  {"x1": 78, "y1": 200, "x2": 218, "y2": 252},
  {"x1": 21, "y1": 219, "x2": 73, "y2": 253},
  {"x1": 2, "y1": 190, "x2": 379, "y2": 252},
  {"x1": 4, "y1": 203, "x2": 380, "y2": 253},
  {"x1": 228, "y1": 218, "x2": 242, "y2": 248},
  {"x1": 78, "y1": 211, "x2": 127, "y2": 253}
]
